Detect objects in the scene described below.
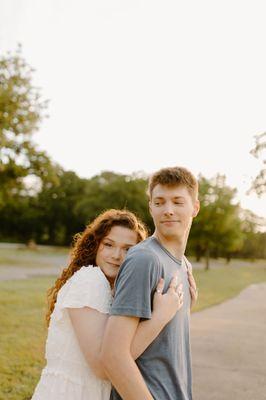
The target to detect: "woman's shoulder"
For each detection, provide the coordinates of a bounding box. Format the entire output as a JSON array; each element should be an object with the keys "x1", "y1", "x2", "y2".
[
  {"x1": 55, "y1": 265, "x2": 112, "y2": 316},
  {"x1": 58, "y1": 265, "x2": 111, "y2": 299},
  {"x1": 71, "y1": 265, "x2": 110, "y2": 288}
]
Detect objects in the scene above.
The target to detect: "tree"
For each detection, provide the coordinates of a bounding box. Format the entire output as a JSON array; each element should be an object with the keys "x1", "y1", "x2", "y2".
[
  {"x1": 250, "y1": 132, "x2": 266, "y2": 195},
  {"x1": 75, "y1": 171, "x2": 152, "y2": 233},
  {"x1": 188, "y1": 175, "x2": 244, "y2": 269},
  {"x1": 236, "y1": 209, "x2": 266, "y2": 260},
  {"x1": 35, "y1": 170, "x2": 87, "y2": 245},
  {"x1": 0, "y1": 47, "x2": 60, "y2": 244},
  {"x1": 0, "y1": 46, "x2": 57, "y2": 206}
]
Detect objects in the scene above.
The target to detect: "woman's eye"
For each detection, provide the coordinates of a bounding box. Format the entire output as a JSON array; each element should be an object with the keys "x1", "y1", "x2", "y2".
[{"x1": 104, "y1": 242, "x2": 112, "y2": 247}]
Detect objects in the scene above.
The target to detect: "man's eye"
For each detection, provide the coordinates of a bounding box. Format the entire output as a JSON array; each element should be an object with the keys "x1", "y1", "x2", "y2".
[{"x1": 154, "y1": 202, "x2": 161, "y2": 206}]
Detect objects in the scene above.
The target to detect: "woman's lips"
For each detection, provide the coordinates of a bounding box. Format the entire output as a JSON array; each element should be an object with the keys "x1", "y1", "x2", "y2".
[{"x1": 107, "y1": 262, "x2": 120, "y2": 267}]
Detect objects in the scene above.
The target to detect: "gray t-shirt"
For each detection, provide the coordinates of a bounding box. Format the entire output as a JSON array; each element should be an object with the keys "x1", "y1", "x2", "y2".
[{"x1": 109, "y1": 236, "x2": 193, "y2": 400}]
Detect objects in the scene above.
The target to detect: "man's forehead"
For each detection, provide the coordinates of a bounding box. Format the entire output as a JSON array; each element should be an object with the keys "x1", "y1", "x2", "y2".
[{"x1": 152, "y1": 184, "x2": 189, "y2": 197}]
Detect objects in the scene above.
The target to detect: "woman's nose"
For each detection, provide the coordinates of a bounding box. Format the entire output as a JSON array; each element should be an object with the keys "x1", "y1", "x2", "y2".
[{"x1": 112, "y1": 247, "x2": 122, "y2": 260}]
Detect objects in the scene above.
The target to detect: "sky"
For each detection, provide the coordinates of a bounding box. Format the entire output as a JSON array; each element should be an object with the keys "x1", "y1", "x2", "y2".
[{"x1": 1, "y1": 0, "x2": 266, "y2": 219}]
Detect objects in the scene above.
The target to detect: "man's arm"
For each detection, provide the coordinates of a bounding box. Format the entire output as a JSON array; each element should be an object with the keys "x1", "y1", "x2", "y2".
[{"x1": 101, "y1": 315, "x2": 154, "y2": 400}]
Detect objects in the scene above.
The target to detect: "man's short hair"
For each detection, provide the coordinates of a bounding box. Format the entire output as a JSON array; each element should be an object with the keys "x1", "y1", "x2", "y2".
[{"x1": 148, "y1": 166, "x2": 198, "y2": 201}]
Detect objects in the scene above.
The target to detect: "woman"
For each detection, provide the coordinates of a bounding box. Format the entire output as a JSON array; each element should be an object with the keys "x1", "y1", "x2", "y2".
[{"x1": 31, "y1": 209, "x2": 185, "y2": 400}]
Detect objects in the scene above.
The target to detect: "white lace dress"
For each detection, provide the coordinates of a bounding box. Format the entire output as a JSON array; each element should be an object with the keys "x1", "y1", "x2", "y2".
[{"x1": 31, "y1": 265, "x2": 112, "y2": 400}]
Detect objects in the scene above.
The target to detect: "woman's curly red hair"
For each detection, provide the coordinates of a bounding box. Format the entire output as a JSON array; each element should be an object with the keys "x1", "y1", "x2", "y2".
[{"x1": 46, "y1": 209, "x2": 148, "y2": 326}]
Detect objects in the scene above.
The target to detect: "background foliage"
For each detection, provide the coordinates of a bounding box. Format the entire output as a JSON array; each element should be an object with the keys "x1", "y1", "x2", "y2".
[{"x1": 1, "y1": 48, "x2": 265, "y2": 265}]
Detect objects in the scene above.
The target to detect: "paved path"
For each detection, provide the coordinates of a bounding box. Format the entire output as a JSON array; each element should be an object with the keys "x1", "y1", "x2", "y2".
[
  {"x1": 0, "y1": 265, "x2": 62, "y2": 280},
  {"x1": 191, "y1": 283, "x2": 266, "y2": 400}
]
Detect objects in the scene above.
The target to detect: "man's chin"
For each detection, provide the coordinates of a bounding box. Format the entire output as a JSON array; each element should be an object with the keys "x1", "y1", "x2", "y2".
[{"x1": 162, "y1": 230, "x2": 183, "y2": 241}]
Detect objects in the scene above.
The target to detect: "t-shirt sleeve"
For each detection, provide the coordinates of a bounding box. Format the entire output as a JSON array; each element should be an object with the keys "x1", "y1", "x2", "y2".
[{"x1": 110, "y1": 248, "x2": 161, "y2": 320}]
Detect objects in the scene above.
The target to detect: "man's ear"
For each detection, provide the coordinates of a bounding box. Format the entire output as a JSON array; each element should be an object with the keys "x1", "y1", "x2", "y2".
[{"x1": 192, "y1": 200, "x2": 200, "y2": 218}]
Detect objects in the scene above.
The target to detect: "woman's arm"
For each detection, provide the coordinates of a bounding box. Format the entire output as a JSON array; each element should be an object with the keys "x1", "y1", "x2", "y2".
[
  {"x1": 130, "y1": 276, "x2": 183, "y2": 359},
  {"x1": 68, "y1": 307, "x2": 109, "y2": 380},
  {"x1": 68, "y1": 276, "x2": 183, "y2": 379},
  {"x1": 100, "y1": 278, "x2": 184, "y2": 399}
]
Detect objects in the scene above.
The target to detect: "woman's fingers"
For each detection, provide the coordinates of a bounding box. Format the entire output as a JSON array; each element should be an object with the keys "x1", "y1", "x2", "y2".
[
  {"x1": 188, "y1": 271, "x2": 197, "y2": 293},
  {"x1": 168, "y1": 277, "x2": 183, "y2": 299},
  {"x1": 188, "y1": 271, "x2": 196, "y2": 286},
  {"x1": 176, "y1": 283, "x2": 183, "y2": 295},
  {"x1": 156, "y1": 275, "x2": 198, "y2": 306},
  {"x1": 189, "y1": 285, "x2": 198, "y2": 301},
  {"x1": 178, "y1": 291, "x2": 184, "y2": 303},
  {"x1": 155, "y1": 278, "x2": 165, "y2": 295},
  {"x1": 168, "y1": 275, "x2": 178, "y2": 290},
  {"x1": 189, "y1": 286, "x2": 195, "y2": 299}
]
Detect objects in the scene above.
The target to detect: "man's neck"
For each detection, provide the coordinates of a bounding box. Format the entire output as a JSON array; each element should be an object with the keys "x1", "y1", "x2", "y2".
[{"x1": 153, "y1": 231, "x2": 186, "y2": 260}]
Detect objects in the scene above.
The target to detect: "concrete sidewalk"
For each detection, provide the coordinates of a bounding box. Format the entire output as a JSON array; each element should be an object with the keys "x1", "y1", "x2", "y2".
[{"x1": 191, "y1": 283, "x2": 266, "y2": 400}]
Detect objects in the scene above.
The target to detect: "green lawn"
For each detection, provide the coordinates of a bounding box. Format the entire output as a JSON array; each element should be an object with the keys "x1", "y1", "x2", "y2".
[
  {"x1": 192, "y1": 264, "x2": 266, "y2": 312},
  {"x1": 0, "y1": 277, "x2": 53, "y2": 400},
  {"x1": 0, "y1": 263, "x2": 265, "y2": 400}
]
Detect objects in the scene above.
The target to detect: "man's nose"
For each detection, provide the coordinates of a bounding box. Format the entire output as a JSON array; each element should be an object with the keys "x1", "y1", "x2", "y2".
[{"x1": 163, "y1": 203, "x2": 174, "y2": 215}]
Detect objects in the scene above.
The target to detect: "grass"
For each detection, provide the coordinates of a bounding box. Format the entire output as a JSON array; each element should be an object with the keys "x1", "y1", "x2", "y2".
[
  {"x1": 0, "y1": 260, "x2": 265, "y2": 399},
  {"x1": 192, "y1": 264, "x2": 266, "y2": 312},
  {"x1": 0, "y1": 277, "x2": 53, "y2": 400}
]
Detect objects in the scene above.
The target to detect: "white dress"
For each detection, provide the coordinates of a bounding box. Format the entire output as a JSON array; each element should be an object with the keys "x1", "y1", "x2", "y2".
[{"x1": 31, "y1": 265, "x2": 112, "y2": 400}]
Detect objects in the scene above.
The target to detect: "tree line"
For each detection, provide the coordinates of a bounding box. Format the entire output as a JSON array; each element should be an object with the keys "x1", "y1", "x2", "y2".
[{"x1": 1, "y1": 48, "x2": 265, "y2": 267}]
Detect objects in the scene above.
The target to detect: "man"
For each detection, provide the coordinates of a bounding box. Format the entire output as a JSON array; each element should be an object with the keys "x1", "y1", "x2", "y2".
[{"x1": 101, "y1": 166, "x2": 200, "y2": 400}]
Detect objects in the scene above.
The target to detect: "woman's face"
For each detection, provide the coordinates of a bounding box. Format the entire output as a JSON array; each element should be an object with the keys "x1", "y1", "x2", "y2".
[{"x1": 96, "y1": 225, "x2": 138, "y2": 283}]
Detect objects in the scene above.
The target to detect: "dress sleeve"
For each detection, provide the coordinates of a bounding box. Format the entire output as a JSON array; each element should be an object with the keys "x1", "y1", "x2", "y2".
[{"x1": 54, "y1": 266, "x2": 112, "y2": 321}]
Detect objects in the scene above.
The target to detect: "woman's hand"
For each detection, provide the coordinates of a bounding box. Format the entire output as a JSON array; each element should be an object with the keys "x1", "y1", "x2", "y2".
[
  {"x1": 187, "y1": 270, "x2": 198, "y2": 308},
  {"x1": 152, "y1": 276, "x2": 184, "y2": 325},
  {"x1": 130, "y1": 276, "x2": 184, "y2": 360}
]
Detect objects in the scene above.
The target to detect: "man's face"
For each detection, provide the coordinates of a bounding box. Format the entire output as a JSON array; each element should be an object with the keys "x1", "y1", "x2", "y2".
[{"x1": 149, "y1": 184, "x2": 200, "y2": 241}]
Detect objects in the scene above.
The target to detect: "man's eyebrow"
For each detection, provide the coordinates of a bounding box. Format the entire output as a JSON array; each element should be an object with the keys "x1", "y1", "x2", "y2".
[{"x1": 153, "y1": 196, "x2": 185, "y2": 200}]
